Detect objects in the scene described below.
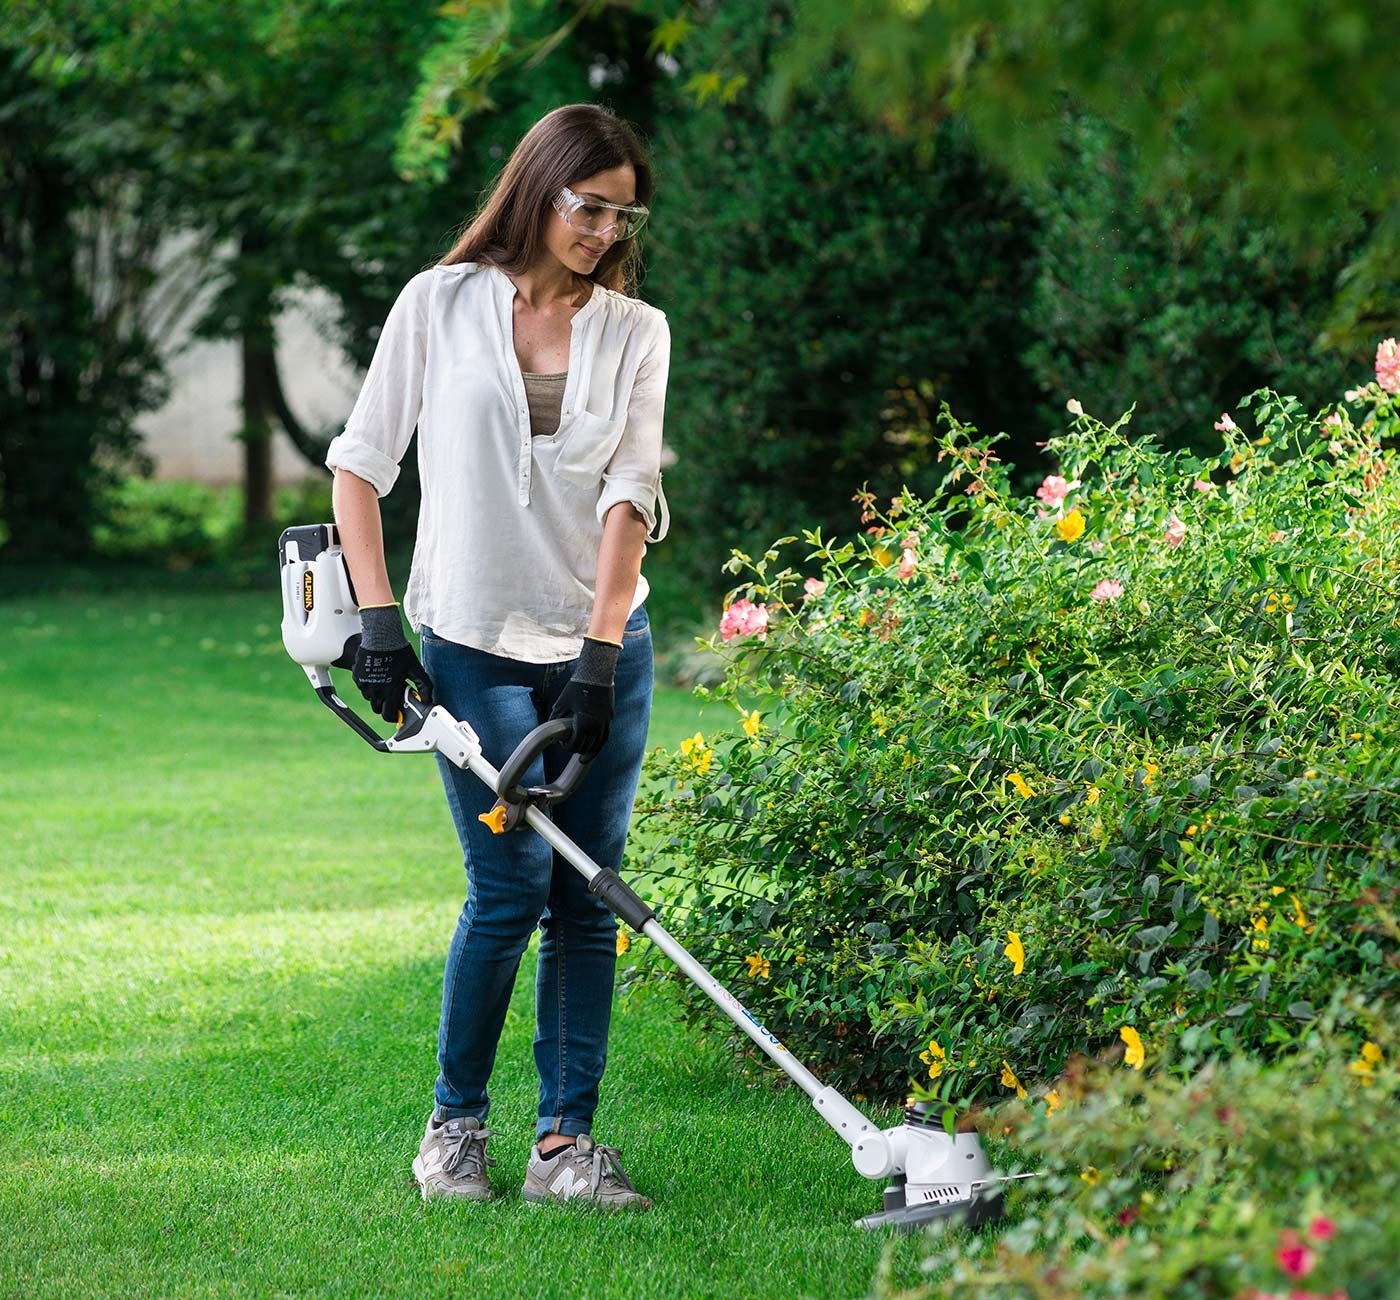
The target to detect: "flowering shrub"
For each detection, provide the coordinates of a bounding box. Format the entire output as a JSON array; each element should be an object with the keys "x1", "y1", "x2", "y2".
[
  {"x1": 627, "y1": 351, "x2": 1400, "y2": 1103},
  {"x1": 905, "y1": 1027, "x2": 1400, "y2": 1300}
]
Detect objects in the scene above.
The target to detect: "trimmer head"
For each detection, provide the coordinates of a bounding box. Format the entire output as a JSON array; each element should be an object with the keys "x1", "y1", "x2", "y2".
[{"x1": 854, "y1": 1102, "x2": 1010, "y2": 1232}]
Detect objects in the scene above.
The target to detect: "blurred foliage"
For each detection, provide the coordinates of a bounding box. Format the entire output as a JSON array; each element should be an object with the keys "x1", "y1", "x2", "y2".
[
  {"x1": 0, "y1": 42, "x2": 167, "y2": 562},
  {"x1": 1018, "y1": 109, "x2": 1368, "y2": 456},
  {"x1": 627, "y1": 362, "x2": 1400, "y2": 1102},
  {"x1": 900, "y1": 1030, "x2": 1400, "y2": 1300},
  {"x1": 766, "y1": 0, "x2": 1400, "y2": 356},
  {"x1": 4, "y1": 0, "x2": 1394, "y2": 602},
  {"x1": 85, "y1": 477, "x2": 330, "y2": 572},
  {"x1": 645, "y1": 2, "x2": 1044, "y2": 593}
]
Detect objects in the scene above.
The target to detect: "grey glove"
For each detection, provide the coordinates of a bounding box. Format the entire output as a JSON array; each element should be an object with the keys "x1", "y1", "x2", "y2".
[
  {"x1": 548, "y1": 635, "x2": 620, "y2": 758},
  {"x1": 352, "y1": 603, "x2": 434, "y2": 722}
]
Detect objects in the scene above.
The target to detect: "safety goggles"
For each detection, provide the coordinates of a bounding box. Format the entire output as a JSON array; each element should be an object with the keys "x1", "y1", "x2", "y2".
[{"x1": 552, "y1": 184, "x2": 650, "y2": 241}]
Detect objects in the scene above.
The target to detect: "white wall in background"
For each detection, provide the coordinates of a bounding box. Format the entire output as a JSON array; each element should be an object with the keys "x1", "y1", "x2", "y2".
[{"x1": 134, "y1": 241, "x2": 362, "y2": 486}]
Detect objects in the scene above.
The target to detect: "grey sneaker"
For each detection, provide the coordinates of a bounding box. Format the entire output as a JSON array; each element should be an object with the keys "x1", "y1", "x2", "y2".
[
  {"x1": 522, "y1": 1134, "x2": 653, "y2": 1210},
  {"x1": 412, "y1": 1113, "x2": 496, "y2": 1201}
]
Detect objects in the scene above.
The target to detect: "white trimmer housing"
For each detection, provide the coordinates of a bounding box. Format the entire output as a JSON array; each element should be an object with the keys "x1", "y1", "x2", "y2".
[{"x1": 279, "y1": 523, "x2": 362, "y2": 673}]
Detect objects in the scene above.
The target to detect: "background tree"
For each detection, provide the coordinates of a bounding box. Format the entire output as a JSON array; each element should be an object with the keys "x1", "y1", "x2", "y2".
[
  {"x1": 1018, "y1": 108, "x2": 1368, "y2": 450},
  {"x1": 0, "y1": 42, "x2": 167, "y2": 564},
  {"x1": 766, "y1": 0, "x2": 1400, "y2": 354},
  {"x1": 641, "y1": 3, "x2": 1044, "y2": 590}
]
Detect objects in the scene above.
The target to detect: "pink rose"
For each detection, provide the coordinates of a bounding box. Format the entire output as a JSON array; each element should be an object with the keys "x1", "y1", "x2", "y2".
[
  {"x1": 1322, "y1": 411, "x2": 1342, "y2": 427},
  {"x1": 1036, "y1": 475, "x2": 1070, "y2": 506},
  {"x1": 1275, "y1": 1230, "x2": 1317, "y2": 1280},
  {"x1": 1090, "y1": 579, "x2": 1124, "y2": 602},
  {"x1": 803, "y1": 577, "x2": 826, "y2": 601},
  {"x1": 1194, "y1": 479, "x2": 1216, "y2": 493},
  {"x1": 896, "y1": 549, "x2": 917, "y2": 580},
  {"x1": 1164, "y1": 514, "x2": 1187, "y2": 549},
  {"x1": 1377, "y1": 337, "x2": 1400, "y2": 394},
  {"x1": 1306, "y1": 1216, "x2": 1337, "y2": 1243},
  {"x1": 719, "y1": 597, "x2": 769, "y2": 642},
  {"x1": 1215, "y1": 412, "x2": 1239, "y2": 432}
]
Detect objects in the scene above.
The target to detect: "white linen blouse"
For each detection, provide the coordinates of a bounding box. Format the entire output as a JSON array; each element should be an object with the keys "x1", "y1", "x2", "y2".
[{"x1": 324, "y1": 260, "x2": 671, "y2": 663}]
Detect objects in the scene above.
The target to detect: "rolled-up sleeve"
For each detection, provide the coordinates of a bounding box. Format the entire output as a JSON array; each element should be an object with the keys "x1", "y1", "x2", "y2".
[
  {"x1": 596, "y1": 313, "x2": 671, "y2": 542},
  {"x1": 324, "y1": 270, "x2": 432, "y2": 498}
]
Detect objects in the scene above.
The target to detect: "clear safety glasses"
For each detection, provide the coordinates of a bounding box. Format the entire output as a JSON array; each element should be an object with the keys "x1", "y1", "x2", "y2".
[{"x1": 552, "y1": 184, "x2": 650, "y2": 242}]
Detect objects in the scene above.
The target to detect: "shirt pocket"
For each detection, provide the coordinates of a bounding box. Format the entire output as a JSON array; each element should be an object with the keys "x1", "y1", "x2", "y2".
[{"x1": 550, "y1": 408, "x2": 626, "y2": 487}]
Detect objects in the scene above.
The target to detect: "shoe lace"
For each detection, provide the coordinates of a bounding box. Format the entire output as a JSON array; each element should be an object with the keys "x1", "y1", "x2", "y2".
[
  {"x1": 585, "y1": 1142, "x2": 638, "y2": 1197},
  {"x1": 440, "y1": 1124, "x2": 497, "y2": 1179}
]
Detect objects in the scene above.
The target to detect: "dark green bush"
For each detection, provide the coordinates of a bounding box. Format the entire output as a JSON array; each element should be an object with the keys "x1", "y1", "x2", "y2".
[
  {"x1": 648, "y1": 0, "x2": 1043, "y2": 594},
  {"x1": 628, "y1": 364, "x2": 1400, "y2": 1103}
]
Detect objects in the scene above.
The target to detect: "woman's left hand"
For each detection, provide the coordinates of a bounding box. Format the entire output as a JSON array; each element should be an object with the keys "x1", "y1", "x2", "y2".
[{"x1": 549, "y1": 635, "x2": 620, "y2": 757}]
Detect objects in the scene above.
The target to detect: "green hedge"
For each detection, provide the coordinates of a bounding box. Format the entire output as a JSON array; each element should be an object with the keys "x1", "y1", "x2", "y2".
[
  {"x1": 628, "y1": 360, "x2": 1400, "y2": 1104},
  {"x1": 913, "y1": 1027, "x2": 1398, "y2": 1300}
]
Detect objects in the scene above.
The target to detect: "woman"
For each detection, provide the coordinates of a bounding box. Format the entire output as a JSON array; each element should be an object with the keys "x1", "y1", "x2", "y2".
[{"x1": 326, "y1": 103, "x2": 669, "y2": 1210}]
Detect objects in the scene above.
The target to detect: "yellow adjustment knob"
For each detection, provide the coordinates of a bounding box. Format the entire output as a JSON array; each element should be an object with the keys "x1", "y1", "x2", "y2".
[{"x1": 478, "y1": 804, "x2": 508, "y2": 834}]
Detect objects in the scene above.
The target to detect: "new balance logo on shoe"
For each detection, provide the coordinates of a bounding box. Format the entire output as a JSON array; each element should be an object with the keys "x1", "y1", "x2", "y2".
[{"x1": 548, "y1": 1167, "x2": 591, "y2": 1200}]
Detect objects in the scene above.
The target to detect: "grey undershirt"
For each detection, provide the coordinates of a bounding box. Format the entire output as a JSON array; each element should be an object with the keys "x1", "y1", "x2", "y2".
[{"x1": 522, "y1": 370, "x2": 567, "y2": 438}]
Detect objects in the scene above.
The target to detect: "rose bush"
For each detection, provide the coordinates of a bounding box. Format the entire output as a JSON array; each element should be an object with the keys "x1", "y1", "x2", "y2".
[{"x1": 625, "y1": 346, "x2": 1400, "y2": 1105}]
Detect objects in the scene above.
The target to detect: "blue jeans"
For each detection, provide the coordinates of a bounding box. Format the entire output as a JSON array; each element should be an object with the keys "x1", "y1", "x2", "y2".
[{"x1": 419, "y1": 604, "x2": 653, "y2": 1142}]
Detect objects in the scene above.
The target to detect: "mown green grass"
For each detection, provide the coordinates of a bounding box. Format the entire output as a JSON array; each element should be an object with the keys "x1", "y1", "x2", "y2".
[{"x1": 0, "y1": 589, "x2": 936, "y2": 1300}]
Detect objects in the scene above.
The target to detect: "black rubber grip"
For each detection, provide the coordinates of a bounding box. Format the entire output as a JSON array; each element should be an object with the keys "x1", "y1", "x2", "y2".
[{"x1": 587, "y1": 869, "x2": 656, "y2": 931}]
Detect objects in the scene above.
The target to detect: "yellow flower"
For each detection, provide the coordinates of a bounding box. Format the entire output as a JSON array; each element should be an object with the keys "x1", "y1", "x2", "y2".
[
  {"x1": 1251, "y1": 913, "x2": 1270, "y2": 952},
  {"x1": 1045, "y1": 1089, "x2": 1062, "y2": 1115},
  {"x1": 872, "y1": 545, "x2": 894, "y2": 567},
  {"x1": 1120, "y1": 1026, "x2": 1146, "y2": 1070},
  {"x1": 1080, "y1": 1166, "x2": 1101, "y2": 1185},
  {"x1": 1000, "y1": 1060, "x2": 1028, "y2": 1099},
  {"x1": 1289, "y1": 893, "x2": 1314, "y2": 933},
  {"x1": 1058, "y1": 813, "x2": 1071, "y2": 826},
  {"x1": 616, "y1": 930, "x2": 631, "y2": 956},
  {"x1": 919, "y1": 1040, "x2": 946, "y2": 1080},
  {"x1": 1056, "y1": 509, "x2": 1086, "y2": 543},
  {"x1": 1143, "y1": 761, "x2": 1159, "y2": 786},
  {"x1": 1007, "y1": 772, "x2": 1036, "y2": 799},
  {"x1": 741, "y1": 709, "x2": 762, "y2": 738},
  {"x1": 1004, "y1": 930, "x2": 1026, "y2": 976},
  {"x1": 680, "y1": 731, "x2": 713, "y2": 775},
  {"x1": 1350, "y1": 1041, "x2": 1383, "y2": 1085},
  {"x1": 1185, "y1": 824, "x2": 1198, "y2": 836},
  {"x1": 745, "y1": 953, "x2": 771, "y2": 980},
  {"x1": 1083, "y1": 785, "x2": 1100, "y2": 806},
  {"x1": 858, "y1": 608, "x2": 875, "y2": 628}
]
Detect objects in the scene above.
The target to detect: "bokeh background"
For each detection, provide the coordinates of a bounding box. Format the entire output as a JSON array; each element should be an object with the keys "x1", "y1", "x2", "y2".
[{"x1": 3, "y1": 0, "x2": 1395, "y2": 639}]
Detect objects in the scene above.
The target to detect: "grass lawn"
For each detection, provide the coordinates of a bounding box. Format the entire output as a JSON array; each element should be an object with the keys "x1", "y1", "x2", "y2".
[{"x1": 0, "y1": 587, "x2": 938, "y2": 1299}]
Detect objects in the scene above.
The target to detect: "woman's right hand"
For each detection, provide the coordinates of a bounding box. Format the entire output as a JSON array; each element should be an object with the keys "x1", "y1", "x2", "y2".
[{"x1": 353, "y1": 603, "x2": 435, "y2": 722}]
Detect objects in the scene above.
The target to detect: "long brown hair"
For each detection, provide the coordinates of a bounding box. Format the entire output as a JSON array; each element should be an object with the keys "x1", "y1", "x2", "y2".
[{"x1": 436, "y1": 103, "x2": 654, "y2": 299}]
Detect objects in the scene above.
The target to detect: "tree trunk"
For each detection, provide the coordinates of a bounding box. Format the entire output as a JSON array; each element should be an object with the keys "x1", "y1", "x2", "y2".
[{"x1": 240, "y1": 329, "x2": 275, "y2": 529}]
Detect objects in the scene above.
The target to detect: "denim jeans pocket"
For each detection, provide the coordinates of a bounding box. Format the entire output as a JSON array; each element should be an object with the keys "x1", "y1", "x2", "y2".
[{"x1": 622, "y1": 605, "x2": 650, "y2": 639}]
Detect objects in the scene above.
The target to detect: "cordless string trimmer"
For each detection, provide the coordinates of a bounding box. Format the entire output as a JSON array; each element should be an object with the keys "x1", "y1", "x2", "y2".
[{"x1": 280, "y1": 523, "x2": 1014, "y2": 1229}]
